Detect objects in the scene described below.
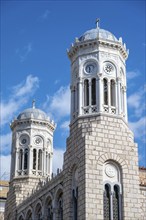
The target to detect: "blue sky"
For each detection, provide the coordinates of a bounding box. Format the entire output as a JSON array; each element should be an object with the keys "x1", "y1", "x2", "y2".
[{"x1": 0, "y1": 0, "x2": 146, "y2": 180}]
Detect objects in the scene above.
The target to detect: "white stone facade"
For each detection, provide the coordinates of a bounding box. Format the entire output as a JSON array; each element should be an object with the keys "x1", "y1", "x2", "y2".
[{"x1": 4, "y1": 23, "x2": 146, "y2": 220}]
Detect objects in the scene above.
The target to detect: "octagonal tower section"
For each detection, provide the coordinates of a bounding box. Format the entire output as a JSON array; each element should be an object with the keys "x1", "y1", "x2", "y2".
[{"x1": 5, "y1": 102, "x2": 56, "y2": 220}]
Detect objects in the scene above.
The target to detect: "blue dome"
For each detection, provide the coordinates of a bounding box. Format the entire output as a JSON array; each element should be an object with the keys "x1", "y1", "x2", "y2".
[
  {"x1": 17, "y1": 108, "x2": 48, "y2": 120},
  {"x1": 79, "y1": 28, "x2": 118, "y2": 42}
]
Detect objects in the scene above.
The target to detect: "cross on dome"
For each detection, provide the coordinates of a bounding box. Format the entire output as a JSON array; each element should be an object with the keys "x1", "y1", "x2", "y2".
[
  {"x1": 32, "y1": 99, "x2": 36, "y2": 109},
  {"x1": 95, "y1": 18, "x2": 100, "y2": 28}
]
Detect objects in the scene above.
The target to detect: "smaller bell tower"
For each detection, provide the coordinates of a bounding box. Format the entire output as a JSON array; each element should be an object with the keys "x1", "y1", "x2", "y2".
[{"x1": 5, "y1": 102, "x2": 56, "y2": 220}]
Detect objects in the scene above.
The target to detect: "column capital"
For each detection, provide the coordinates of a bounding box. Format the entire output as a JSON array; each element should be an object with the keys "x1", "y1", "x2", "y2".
[
  {"x1": 97, "y1": 73, "x2": 102, "y2": 78},
  {"x1": 117, "y1": 77, "x2": 121, "y2": 82}
]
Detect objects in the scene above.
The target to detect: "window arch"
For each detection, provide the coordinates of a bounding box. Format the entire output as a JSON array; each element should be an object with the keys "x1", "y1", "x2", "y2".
[
  {"x1": 91, "y1": 78, "x2": 96, "y2": 105},
  {"x1": 84, "y1": 79, "x2": 89, "y2": 106},
  {"x1": 103, "y1": 161, "x2": 122, "y2": 220},
  {"x1": 54, "y1": 188, "x2": 63, "y2": 220},
  {"x1": 103, "y1": 78, "x2": 108, "y2": 105}
]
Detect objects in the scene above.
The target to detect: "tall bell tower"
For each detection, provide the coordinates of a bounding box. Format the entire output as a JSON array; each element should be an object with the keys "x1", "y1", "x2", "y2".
[
  {"x1": 63, "y1": 21, "x2": 142, "y2": 219},
  {"x1": 5, "y1": 102, "x2": 56, "y2": 220}
]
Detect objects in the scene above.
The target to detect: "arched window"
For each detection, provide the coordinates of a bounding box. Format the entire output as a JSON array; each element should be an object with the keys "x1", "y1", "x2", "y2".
[
  {"x1": 103, "y1": 78, "x2": 108, "y2": 105},
  {"x1": 72, "y1": 167, "x2": 78, "y2": 220},
  {"x1": 91, "y1": 78, "x2": 96, "y2": 105},
  {"x1": 18, "y1": 215, "x2": 24, "y2": 220},
  {"x1": 35, "y1": 203, "x2": 42, "y2": 220},
  {"x1": 19, "y1": 149, "x2": 23, "y2": 170},
  {"x1": 111, "y1": 80, "x2": 115, "y2": 107},
  {"x1": 58, "y1": 196, "x2": 63, "y2": 220},
  {"x1": 113, "y1": 185, "x2": 121, "y2": 220},
  {"x1": 103, "y1": 161, "x2": 122, "y2": 220},
  {"x1": 84, "y1": 79, "x2": 89, "y2": 106},
  {"x1": 24, "y1": 148, "x2": 28, "y2": 170},
  {"x1": 104, "y1": 184, "x2": 110, "y2": 220},
  {"x1": 38, "y1": 149, "x2": 42, "y2": 170},
  {"x1": 44, "y1": 196, "x2": 53, "y2": 220},
  {"x1": 73, "y1": 188, "x2": 78, "y2": 220},
  {"x1": 33, "y1": 149, "x2": 36, "y2": 170},
  {"x1": 26, "y1": 209, "x2": 33, "y2": 220}
]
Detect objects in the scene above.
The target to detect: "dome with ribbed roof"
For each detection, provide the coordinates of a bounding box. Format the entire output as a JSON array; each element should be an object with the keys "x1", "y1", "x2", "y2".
[
  {"x1": 17, "y1": 108, "x2": 48, "y2": 120},
  {"x1": 17, "y1": 101, "x2": 48, "y2": 120},
  {"x1": 79, "y1": 27, "x2": 118, "y2": 42}
]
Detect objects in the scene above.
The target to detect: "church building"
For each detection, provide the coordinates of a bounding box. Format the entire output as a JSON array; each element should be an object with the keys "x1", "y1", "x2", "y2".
[{"x1": 4, "y1": 21, "x2": 146, "y2": 220}]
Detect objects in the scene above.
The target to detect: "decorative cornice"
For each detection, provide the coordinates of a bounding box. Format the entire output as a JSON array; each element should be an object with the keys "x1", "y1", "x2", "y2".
[{"x1": 67, "y1": 38, "x2": 128, "y2": 61}]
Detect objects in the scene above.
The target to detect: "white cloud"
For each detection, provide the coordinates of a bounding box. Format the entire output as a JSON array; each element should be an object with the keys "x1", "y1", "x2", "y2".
[
  {"x1": 129, "y1": 117, "x2": 146, "y2": 142},
  {"x1": 0, "y1": 155, "x2": 11, "y2": 180},
  {"x1": 13, "y1": 75, "x2": 39, "y2": 97},
  {"x1": 127, "y1": 70, "x2": 140, "y2": 80},
  {"x1": 43, "y1": 85, "x2": 70, "y2": 121},
  {"x1": 1, "y1": 133, "x2": 12, "y2": 154},
  {"x1": 16, "y1": 42, "x2": 32, "y2": 62},
  {"x1": 60, "y1": 120, "x2": 70, "y2": 131},
  {"x1": 127, "y1": 84, "x2": 146, "y2": 117},
  {"x1": 52, "y1": 148, "x2": 65, "y2": 174},
  {"x1": 0, "y1": 75, "x2": 39, "y2": 126}
]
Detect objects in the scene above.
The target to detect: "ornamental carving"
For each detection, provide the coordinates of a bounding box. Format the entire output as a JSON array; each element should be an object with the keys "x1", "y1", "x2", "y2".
[{"x1": 105, "y1": 164, "x2": 116, "y2": 178}]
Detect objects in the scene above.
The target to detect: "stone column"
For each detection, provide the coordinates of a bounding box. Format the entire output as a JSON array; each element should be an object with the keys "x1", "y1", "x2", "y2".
[
  {"x1": 89, "y1": 80, "x2": 92, "y2": 110},
  {"x1": 70, "y1": 85, "x2": 74, "y2": 120},
  {"x1": 115, "y1": 81, "x2": 118, "y2": 114},
  {"x1": 28, "y1": 146, "x2": 32, "y2": 175},
  {"x1": 15, "y1": 149, "x2": 19, "y2": 176},
  {"x1": 123, "y1": 86, "x2": 128, "y2": 122},
  {"x1": 108, "y1": 80, "x2": 111, "y2": 113},
  {"x1": 98, "y1": 73, "x2": 103, "y2": 112},
  {"x1": 78, "y1": 78, "x2": 83, "y2": 116},
  {"x1": 117, "y1": 77, "x2": 121, "y2": 115},
  {"x1": 96, "y1": 78, "x2": 99, "y2": 111}
]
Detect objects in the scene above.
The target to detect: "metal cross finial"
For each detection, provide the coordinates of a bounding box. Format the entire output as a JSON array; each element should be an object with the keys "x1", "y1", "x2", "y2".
[
  {"x1": 95, "y1": 18, "x2": 100, "y2": 28},
  {"x1": 32, "y1": 99, "x2": 36, "y2": 109}
]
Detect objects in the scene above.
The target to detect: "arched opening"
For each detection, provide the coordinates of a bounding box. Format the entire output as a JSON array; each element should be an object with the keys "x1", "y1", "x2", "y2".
[
  {"x1": 18, "y1": 215, "x2": 24, "y2": 220},
  {"x1": 84, "y1": 79, "x2": 89, "y2": 106},
  {"x1": 103, "y1": 161, "x2": 122, "y2": 220},
  {"x1": 35, "y1": 203, "x2": 42, "y2": 220},
  {"x1": 38, "y1": 149, "x2": 42, "y2": 171},
  {"x1": 111, "y1": 80, "x2": 115, "y2": 107},
  {"x1": 72, "y1": 187, "x2": 78, "y2": 220},
  {"x1": 19, "y1": 149, "x2": 23, "y2": 170},
  {"x1": 45, "y1": 196, "x2": 53, "y2": 220},
  {"x1": 58, "y1": 195, "x2": 63, "y2": 220},
  {"x1": 24, "y1": 148, "x2": 28, "y2": 170},
  {"x1": 54, "y1": 187, "x2": 63, "y2": 220},
  {"x1": 91, "y1": 78, "x2": 96, "y2": 105},
  {"x1": 103, "y1": 78, "x2": 108, "y2": 105},
  {"x1": 33, "y1": 149, "x2": 36, "y2": 170},
  {"x1": 104, "y1": 184, "x2": 111, "y2": 220},
  {"x1": 26, "y1": 209, "x2": 33, "y2": 220},
  {"x1": 113, "y1": 185, "x2": 120, "y2": 220},
  {"x1": 72, "y1": 167, "x2": 78, "y2": 220}
]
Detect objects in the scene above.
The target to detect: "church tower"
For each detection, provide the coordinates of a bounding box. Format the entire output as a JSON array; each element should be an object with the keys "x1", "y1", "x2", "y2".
[
  {"x1": 63, "y1": 21, "x2": 142, "y2": 219},
  {"x1": 5, "y1": 102, "x2": 56, "y2": 220}
]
